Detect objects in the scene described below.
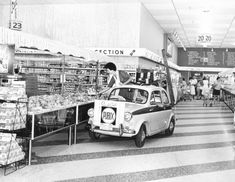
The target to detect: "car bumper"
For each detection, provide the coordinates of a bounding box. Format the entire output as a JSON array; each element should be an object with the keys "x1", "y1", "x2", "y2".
[{"x1": 92, "y1": 125, "x2": 136, "y2": 137}]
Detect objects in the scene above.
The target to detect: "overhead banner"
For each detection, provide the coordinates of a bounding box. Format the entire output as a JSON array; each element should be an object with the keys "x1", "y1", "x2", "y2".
[
  {"x1": 0, "y1": 44, "x2": 15, "y2": 74},
  {"x1": 9, "y1": 0, "x2": 22, "y2": 31},
  {"x1": 90, "y1": 48, "x2": 163, "y2": 64}
]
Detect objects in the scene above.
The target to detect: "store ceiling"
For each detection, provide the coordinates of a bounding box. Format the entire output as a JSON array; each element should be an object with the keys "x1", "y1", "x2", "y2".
[{"x1": 1, "y1": 0, "x2": 235, "y2": 49}]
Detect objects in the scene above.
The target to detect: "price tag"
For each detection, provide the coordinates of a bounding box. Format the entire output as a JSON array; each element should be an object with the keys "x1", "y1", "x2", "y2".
[
  {"x1": 197, "y1": 35, "x2": 212, "y2": 43},
  {"x1": 9, "y1": 20, "x2": 22, "y2": 31}
]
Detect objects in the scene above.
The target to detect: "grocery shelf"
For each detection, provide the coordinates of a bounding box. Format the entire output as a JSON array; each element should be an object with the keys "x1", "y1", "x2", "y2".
[
  {"x1": 17, "y1": 57, "x2": 108, "y2": 94},
  {"x1": 64, "y1": 67, "x2": 105, "y2": 70},
  {"x1": 24, "y1": 72, "x2": 62, "y2": 75},
  {"x1": 22, "y1": 66, "x2": 63, "y2": 69},
  {"x1": 28, "y1": 103, "x2": 78, "y2": 115}
]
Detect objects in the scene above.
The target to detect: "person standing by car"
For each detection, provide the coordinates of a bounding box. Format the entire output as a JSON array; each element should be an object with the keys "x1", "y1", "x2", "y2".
[{"x1": 99, "y1": 62, "x2": 132, "y2": 95}]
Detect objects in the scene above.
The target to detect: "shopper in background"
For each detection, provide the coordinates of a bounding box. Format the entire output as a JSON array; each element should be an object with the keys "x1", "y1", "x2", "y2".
[
  {"x1": 98, "y1": 62, "x2": 132, "y2": 96},
  {"x1": 189, "y1": 77, "x2": 196, "y2": 99},
  {"x1": 191, "y1": 76, "x2": 198, "y2": 97},
  {"x1": 180, "y1": 78, "x2": 187, "y2": 94},
  {"x1": 212, "y1": 76, "x2": 222, "y2": 103},
  {"x1": 196, "y1": 79, "x2": 203, "y2": 99},
  {"x1": 201, "y1": 77, "x2": 212, "y2": 106}
]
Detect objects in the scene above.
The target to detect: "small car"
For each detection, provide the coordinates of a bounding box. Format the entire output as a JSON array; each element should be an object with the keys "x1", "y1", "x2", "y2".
[{"x1": 87, "y1": 84, "x2": 175, "y2": 147}]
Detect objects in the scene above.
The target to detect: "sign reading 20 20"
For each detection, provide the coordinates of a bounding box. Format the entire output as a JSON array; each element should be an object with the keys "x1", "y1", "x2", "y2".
[{"x1": 197, "y1": 35, "x2": 212, "y2": 43}]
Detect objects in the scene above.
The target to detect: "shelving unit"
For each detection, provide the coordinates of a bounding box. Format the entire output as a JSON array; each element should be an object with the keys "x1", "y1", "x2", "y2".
[
  {"x1": 0, "y1": 82, "x2": 28, "y2": 175},
  {"x1": 15, "y1": 51, "x2": 108, "y2": 96}
]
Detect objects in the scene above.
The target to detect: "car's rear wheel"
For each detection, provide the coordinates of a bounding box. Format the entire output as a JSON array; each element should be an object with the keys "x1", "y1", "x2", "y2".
[
  {"x1": 89, "y1": 130, "x2": 101, "y2": 140},
  {"x1": 165, "y1": 117, "x2": 175, "y2": 136},
  {"x1": 135, "y1": 124, "x2": 146, "y2": 148}
]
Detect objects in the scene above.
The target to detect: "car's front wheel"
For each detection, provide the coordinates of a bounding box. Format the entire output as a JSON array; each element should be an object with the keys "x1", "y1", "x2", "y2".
[
  {"x1": 135, "y1": 124, "x2": 146, "y2": 148},
  {"x1": 89, "y1": 131, "x2": 101, "y2": 140},
  {"x1": 165, "y1": 117, "x2": 175, "y2": 136}
]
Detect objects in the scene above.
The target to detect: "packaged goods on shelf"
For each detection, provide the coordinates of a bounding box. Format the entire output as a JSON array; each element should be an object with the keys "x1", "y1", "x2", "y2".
[
  {"x1": 28, "y1": 92, "x2": 94, "y2": 113},
  {"x1": 0, "y1": 103, "x2": 27, "y2": 130},
  {"x1": 16, "y1": 55, "x2": 107, "y2": 95},
  {"x1": 0, "y1": 147, "x2": 25, "y2": 165},
  {"x1": 0, "y1": 133, "x2": 16, "y2": 141},
  {"x1": 0, "y1": 133, "x2": 25, "y2": 165},
  {"x1": 0, "y1": 87, "x2": 27, "y2": 101}
]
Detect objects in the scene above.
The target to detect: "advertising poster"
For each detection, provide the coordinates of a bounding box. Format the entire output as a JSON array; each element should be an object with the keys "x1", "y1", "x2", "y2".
[{"x1": 0, "y1": 44, "x2": 15, "y2": 74}]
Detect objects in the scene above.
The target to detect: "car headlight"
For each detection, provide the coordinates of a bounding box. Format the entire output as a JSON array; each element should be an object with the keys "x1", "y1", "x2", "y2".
[
  {"x1": 124, "y1": 112, "x2": 132, "y2": 122},
  {"x1": 87, "y1": 108, "x2": 94, "y2": 118}
]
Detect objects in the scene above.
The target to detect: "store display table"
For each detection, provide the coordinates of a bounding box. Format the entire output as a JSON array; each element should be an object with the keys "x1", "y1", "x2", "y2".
[
  {"x1": 221, "y1": 88, "x2": 235, "y2": 112},
  {"x1": 27, "y1": 101, "x2": 94, "y2": 165}
]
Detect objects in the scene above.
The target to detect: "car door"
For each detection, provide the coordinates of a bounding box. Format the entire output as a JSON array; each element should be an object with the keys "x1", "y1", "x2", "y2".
[
  {"x1": 148, "y1": 90, "x2": 167, "y2": 134},
  {"x1": 160, "y1": 90, "x2": 172, "y2": 128}
]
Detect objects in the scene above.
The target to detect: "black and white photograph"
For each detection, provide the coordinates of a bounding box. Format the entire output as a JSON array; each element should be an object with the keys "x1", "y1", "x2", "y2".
[{"x1": 1, "y1": 0, "x2": 235, "y2": 181}]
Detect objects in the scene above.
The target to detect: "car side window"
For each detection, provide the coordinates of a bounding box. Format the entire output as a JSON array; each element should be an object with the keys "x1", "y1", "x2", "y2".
[
  {"x1": 150, "y1": 90, "x2": 161, "y2": 104},
  {"x1": 135, "y1": 89, "x2": 148, "y2": 104},
  {"x1": 161, "y1": 91, "x2": 169, "y2": 104}
]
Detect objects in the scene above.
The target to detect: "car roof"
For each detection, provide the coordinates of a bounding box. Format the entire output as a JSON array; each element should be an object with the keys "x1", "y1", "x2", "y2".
[{"x1": 112, "y1": 84, "x2": 165, "y2": 92}]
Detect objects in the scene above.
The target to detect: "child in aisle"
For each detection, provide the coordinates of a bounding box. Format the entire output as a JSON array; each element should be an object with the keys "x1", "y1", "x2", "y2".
[
  {"x1": 183, "y1": 82, "x2": 192, "y2": 101},
  {"x1": 201, "y1": 77, "x2": 212, "y2": 106}
]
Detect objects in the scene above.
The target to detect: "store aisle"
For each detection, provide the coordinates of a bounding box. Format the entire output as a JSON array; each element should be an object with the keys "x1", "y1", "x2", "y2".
[{"x1": 1, "y1": 100, "x2": 235, "y2": 182}]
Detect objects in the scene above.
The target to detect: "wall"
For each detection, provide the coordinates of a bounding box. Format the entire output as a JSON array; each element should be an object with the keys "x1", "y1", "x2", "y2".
[
  {"x1": 113, "y1": 57, "x2": 139, "y2": 70},
  {"x1": 171, "y1": 43, "x2": 178, "y2": 64},
  {"x1": 0, "y1": 2, "x2": 167, "y2": 70},
  {"x1": 139, "y1": 4, "x2": 164, "y2": 56},
  {"x1": 138, "y1": 57, "x2": 159, "y2": 69},
  {"x1": 0, "y1": 3, "x2": 140, "y2": 48}
]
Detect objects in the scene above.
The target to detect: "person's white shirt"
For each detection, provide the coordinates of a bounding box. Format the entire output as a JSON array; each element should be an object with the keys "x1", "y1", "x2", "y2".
[{"x1": 191, "y1": 78, "x2": 197, "y2": 85}]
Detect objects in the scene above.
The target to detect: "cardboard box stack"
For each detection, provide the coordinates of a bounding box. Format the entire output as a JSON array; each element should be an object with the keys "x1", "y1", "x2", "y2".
[
  {"x1": 0, "y1": 102, "x2": 27, "y2": 130},
  {"x1": 0, "y1": 133, "x2": 25, "y2": 165}
]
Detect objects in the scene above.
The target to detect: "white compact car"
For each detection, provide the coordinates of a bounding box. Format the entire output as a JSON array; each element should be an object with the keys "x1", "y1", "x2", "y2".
[{"x1": 87, "y1": 84, "x2": 175, "y2": 147}]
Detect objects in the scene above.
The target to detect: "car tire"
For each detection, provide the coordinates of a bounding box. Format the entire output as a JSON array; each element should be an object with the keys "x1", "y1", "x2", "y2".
[
  {"x1": 165, "y1": 117, "x2": 175, "y2": 136},
  {"x1": 89, "y1": 130, "x2": 101, "y2": 140},
  {"x1": 135, "y1": 124, "x2": 146, "y2": 148}
]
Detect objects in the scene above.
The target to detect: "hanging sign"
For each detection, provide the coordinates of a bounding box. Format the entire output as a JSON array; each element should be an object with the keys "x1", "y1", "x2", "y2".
[
  {"x1": 9, "y1": 0, "x2": 22, "y2": 31},
  {"x1": 9, "y1": 20, "x2": 22, "y2": 31},
  {"x1": 197, "y1": 35, "x2": 212, "y2": 43}
]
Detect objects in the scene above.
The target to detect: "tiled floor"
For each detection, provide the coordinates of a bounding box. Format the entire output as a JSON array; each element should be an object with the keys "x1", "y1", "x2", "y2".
[{"x1": 1, "y1": 100, "x2": 235, "y2": 182}]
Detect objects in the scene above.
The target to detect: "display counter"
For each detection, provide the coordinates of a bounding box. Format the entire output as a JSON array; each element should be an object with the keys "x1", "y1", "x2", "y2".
[
  {"x1": 27, "y1": 101, "x2": 94, "y2": 165},
  {"x1": 221, "y1": 88, "x2": 235, "y2": 112}
]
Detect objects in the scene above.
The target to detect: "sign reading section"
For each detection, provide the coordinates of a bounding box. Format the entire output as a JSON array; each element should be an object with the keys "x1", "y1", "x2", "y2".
[{"x1": 178, "y1": 48, "x2": 235, "y2": 68}]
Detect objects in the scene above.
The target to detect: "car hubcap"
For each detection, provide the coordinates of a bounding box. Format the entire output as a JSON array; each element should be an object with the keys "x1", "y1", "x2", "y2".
[
  {"x1": 169, "y1": 121, "x2": 174, "y2": 131},
  {"x1": 141, "y1": 130, "x2": 146, "y2": 141}
]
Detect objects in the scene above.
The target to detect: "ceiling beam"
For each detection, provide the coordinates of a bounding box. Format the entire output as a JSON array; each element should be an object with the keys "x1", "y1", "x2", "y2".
[
  {"x1": 220, "y1": 16, "x2": 235, "y2": 48},
  {"x1": 170, "y1": 0, "x2": 191, "y2": 47}
]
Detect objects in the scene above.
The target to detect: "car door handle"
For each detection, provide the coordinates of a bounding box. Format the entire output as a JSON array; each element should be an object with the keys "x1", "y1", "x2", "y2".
[{"x1": 149, "y1": 108, "x2": 154, "y2": 112}]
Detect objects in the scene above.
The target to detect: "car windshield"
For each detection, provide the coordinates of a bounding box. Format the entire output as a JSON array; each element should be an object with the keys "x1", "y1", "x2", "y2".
[{"x1": 108, "y1": 88, "x2": 148, "y2": 104}]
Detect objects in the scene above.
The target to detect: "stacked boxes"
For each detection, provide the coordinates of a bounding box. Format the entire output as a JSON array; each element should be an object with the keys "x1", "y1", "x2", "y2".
[
  {"x1": 0, "y1": 133, "x2": 25, "y2": 165},
  {"x1": 0, "y1": 87, "x2": 27, "y2": 101},
  {"x1": 0, "y1": 103, "x2": 27, "y2": 131}
]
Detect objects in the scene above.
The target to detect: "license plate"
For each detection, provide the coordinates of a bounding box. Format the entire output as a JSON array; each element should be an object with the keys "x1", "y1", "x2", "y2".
[{"x1": 100, "y1": 123, "x2": 113, "y2": 131}]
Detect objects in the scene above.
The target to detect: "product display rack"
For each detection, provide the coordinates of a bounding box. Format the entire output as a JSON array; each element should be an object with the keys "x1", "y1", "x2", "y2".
[
  {"x1": 26, "y1": 101, "x2": 94, "y2": 165},
  {"x1": 221, "y1": 88, "x2": 235, "y2": 112},
  {"x1": 15, "y1": 52, "x2": 108, "y2": 96},
  {"x1": 0, "y1": 95, "x2": 28, "y2": 175}
]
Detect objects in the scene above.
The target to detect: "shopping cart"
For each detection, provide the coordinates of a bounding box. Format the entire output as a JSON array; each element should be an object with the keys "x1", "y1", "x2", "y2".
[
  {"x1": 202, "y1": 88, "x2": 213, "y2": 107},
  {"x1": 182, "y1": 86, "x2": 192, "y2": 101}
]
